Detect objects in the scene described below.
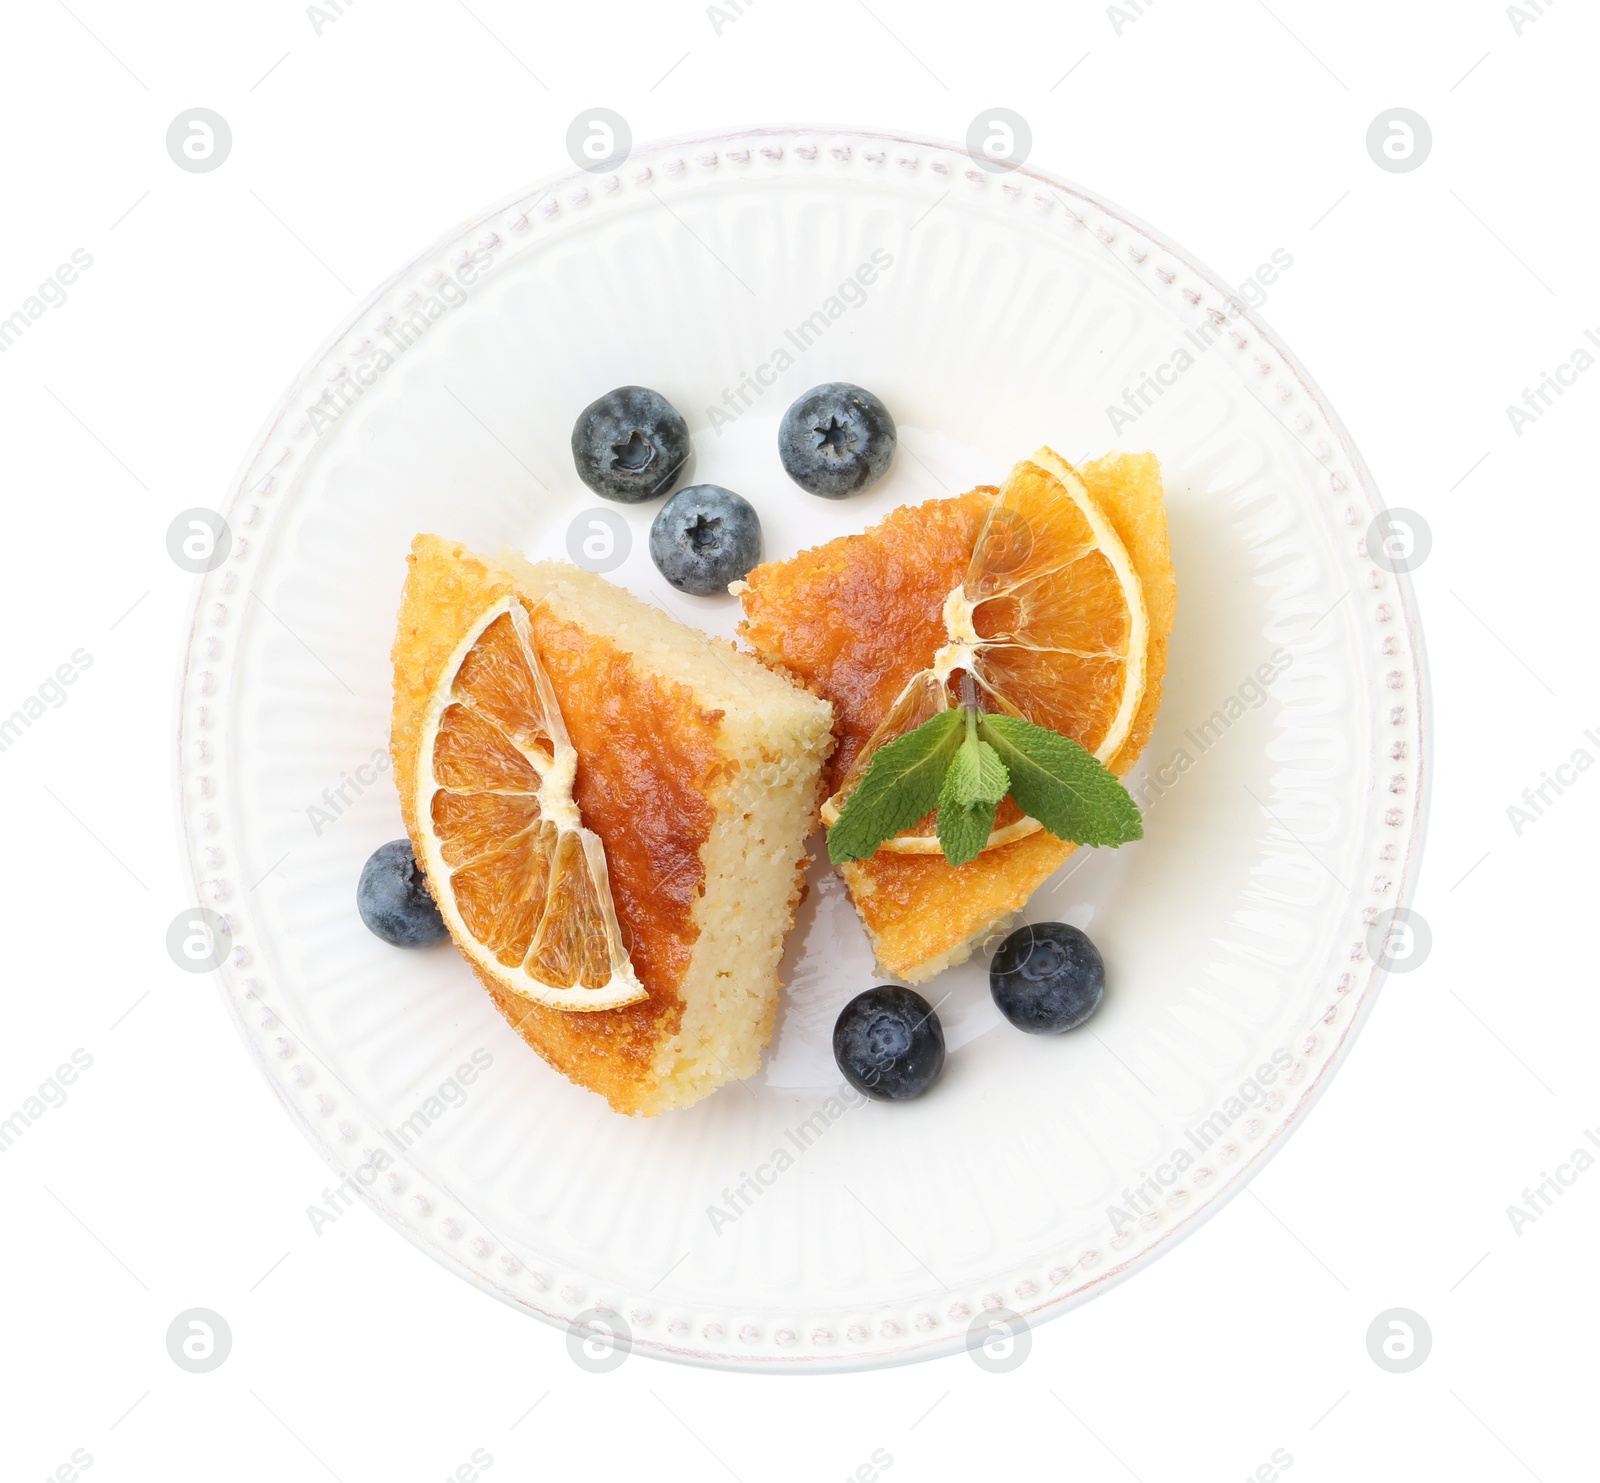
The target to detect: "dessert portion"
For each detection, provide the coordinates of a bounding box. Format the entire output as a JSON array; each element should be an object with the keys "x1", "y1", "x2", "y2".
[
  {"x1": 361, "y1": 376, "x2": 1173, "y2": 1115},
  {"x1": 390, "y1": 536, "x2": 834, "y2": 1115},
  {"x1": 737, "y1": 449, "x2": 1176, "y2": 983}
]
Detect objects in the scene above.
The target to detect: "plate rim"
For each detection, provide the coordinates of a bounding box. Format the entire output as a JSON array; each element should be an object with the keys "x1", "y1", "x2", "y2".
[{"x1": 172, "y1": 122, "x2": 1430, "y2": 1372}]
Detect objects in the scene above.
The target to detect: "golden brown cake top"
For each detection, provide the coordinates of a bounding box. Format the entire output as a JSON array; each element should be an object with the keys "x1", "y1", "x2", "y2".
[
  {"x1": 737, "y1": 489, "x2": 994, "y2": 795},
  {"x1": 736, "y1": 454, "x2": 1176, "y2": 982}
]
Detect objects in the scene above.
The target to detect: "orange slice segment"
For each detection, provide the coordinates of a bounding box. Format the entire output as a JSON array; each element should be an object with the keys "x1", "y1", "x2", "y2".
[
  {"x1": 413, "y1": 596, "x2": 645, "y2": 1011},
  {"x1": 820, "y1": 446, "x2": 1148, "y2": 855}
]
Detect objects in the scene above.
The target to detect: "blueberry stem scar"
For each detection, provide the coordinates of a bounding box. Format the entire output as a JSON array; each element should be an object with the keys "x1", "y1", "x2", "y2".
[
  {"x1": 687, "y1": 514, "x2": 720, "y2": 553},
  {"x1": 815, "y1": 416, "x2": 850, "y2": 454},
  {"x1": 611, "y1": 430, "x2": 656, "y2": 472}
]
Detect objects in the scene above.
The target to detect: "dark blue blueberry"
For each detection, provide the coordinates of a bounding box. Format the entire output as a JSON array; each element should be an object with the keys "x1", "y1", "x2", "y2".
[
  {"x1": 358, "y1": 839, "x2": 448, "y2": 948},
  {"x1": 571, "y1": 386, "x2": 691, "y2": 503},
  {"x1": 989, "y1": 922, "x2": 1105, "y2": 1034},
  {"x1": 777, "y1": 382, "x2": 896, "y2": 499},
  {"x1": 648, "y1": 484, "x2": 762, "y2": 596},
  {"x1": 833, "y1": 986, "x2": 945, "y2": 1101}
]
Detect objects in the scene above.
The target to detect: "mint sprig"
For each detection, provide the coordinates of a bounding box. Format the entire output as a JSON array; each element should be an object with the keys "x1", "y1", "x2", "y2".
[
  {"x1": 934, "y1": 710, "x2": 1011, "y2": 866},
  {"x1": 825, "y1": 708, "x2": 963, "y2": 864},
  {"x1": 981, "y1": 712, "x2": 1143, "y2": 848},
  {"x1": 826, "y1": 677, "x2": 1143, "y2": 867}
]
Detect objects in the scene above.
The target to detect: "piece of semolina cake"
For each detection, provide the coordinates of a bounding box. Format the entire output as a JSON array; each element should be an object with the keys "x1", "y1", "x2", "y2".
[
  {"x1": 391, "y1": 535, "x2": 835, "y2": 1115},
  {"x1": 736, "y1": 453, "x2": 1175, "y2": 984}
]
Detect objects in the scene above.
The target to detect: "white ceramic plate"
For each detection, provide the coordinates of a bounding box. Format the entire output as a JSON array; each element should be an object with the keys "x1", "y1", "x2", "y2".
[{"x1": 175, "y1": 126, "x2": 1427, "y2": 1371}]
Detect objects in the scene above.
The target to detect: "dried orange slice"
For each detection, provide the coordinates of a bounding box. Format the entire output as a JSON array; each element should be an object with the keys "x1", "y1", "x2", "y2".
[
  {"x1": 412, "y1": 594, "x2": 645, "y2": 1011},
  {"x1": 820, "y1": 447, "x2": 1148, "y2": 854}
]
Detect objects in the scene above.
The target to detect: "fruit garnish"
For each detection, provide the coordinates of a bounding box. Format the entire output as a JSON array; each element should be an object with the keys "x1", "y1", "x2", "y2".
[
  {"x1": 357, "y1": 839, "x2": 448, "y2": 948},
  {"x1": 649, "y1": 483, "x2": 763, "y2": 595},
  {"x1": 778, "y1": 382, "x2": 897, "y2": 498},
  {"x1": 412, "y1": 593, "x2": 645, "y2": 1011},
  {"x1": 820, "y1": 448, "x2": 1150, "y2": 856},
  {"x1": 832, "y1": 986, "x2": 945, "y2": 1100},
  {"x1": 825, "y1": 670, "x2": 1142, "y2": 868},
  {"x1": 989, "y1": 922, "x2": 1106, "y2": 1034},
  {"x1": 571, "y1": 385, "x2": 690, "y2": 503}
]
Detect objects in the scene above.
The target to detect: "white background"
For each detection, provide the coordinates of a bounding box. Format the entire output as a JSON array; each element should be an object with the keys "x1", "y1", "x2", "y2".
[{"x1": 2, "y1": 1, "x2": 1594, "y2": 1479}]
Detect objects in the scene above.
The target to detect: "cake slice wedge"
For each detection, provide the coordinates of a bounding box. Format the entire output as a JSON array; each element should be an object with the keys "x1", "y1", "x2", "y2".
[
  {"x1": 736, "y1": 451, "x2": 1175, "y2": 983},
  {"x1": 391, "y1": 536, "x2": 835, "y2": 1115}
]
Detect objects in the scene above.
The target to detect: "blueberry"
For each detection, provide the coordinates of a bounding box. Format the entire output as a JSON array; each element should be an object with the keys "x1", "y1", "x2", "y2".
[
  {"x1": 989, "y1": 922, "x2": 1105, "y2": 1034},
  {"x1": 358, "y1": 840, "x2": 448, "y2": 948},
  {"x1": 571, "y1": 386, "x2": 691, "y2": 503},
  {"x1": 832, "y1": 986, "x2": 945, "y2": 1101},
  {"x1": 777, "y1": 382, "x2": 896, "y2": 499},
  {"x1": 648, "y1": 484, "x2": 762, "y2": 596}
]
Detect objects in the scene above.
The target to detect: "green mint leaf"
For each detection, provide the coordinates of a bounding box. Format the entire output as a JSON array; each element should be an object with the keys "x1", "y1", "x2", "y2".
[
  {"x1": 978, "y1": 713, "x2": 1144, "y2": 847},
  {"x1": 941, "y1": 733, "x2": 1011, "y2": 810},
  {"x1": 827, "y1": 708, "x2": 963, "y2": 864},
  {"x1": 936, "y1": 798, "x2": 1000, "y2": 866},
  {"x1": 933, "y1": 733, "x2": 1009, "y2": 866}
]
